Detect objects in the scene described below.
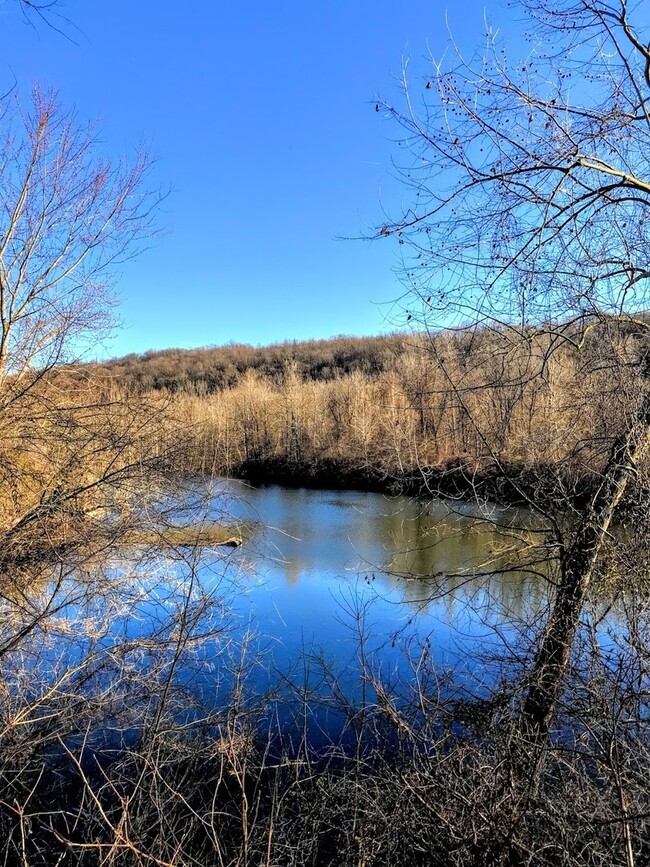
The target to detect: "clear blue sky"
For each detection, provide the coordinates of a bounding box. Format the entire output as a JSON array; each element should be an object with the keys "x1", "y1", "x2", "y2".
[{"x1": 2, "y1": 0, "x2": 504, "y2": 358}]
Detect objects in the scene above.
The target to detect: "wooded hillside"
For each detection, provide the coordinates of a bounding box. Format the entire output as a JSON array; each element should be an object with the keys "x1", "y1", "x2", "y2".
[
  {"x1": 98, "y1": 325, "x2": 645, "y2": 500},
  {"x1": 102, "y1": 334, "x2": 407, "y2": 394}
]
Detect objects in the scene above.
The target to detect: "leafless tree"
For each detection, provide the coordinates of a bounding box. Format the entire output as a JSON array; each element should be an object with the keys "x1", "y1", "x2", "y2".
[
  {"x1": 376, "y1": 0, "x2": 650, "y2": 779},
  {"x1": 0, "y1": 86, "x2": 157, "y2": 389},
  {"x1": 0, "y1": 86, "x2": 168, "y2": 564}
]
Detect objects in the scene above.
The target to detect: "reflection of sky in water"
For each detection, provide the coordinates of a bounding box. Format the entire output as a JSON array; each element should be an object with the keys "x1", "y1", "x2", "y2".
[
  {"x1": 198, "y1": 480, "x2": 552, "y2": 689},
  {"x1": 9, "y1": 481, "x2": 639, "y2": 746},
  {"x1": 8, "y1": 483, "x2": 550, "y2": 738}
]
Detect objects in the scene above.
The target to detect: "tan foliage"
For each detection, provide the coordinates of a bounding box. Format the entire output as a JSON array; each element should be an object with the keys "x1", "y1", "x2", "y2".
[{"x1": 149, "y1": 326, "x2": 636, "y2": 487}]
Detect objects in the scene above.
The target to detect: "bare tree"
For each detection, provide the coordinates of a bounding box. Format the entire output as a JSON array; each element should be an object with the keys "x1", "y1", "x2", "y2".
[
  {"x1": 0, "y1": 87, "x2": 157, "y2": 388},
  {"x1": 0, "y1": 86, "x2": 165, "y2": 562},
  {"x1": 376, "y1": 0, "x2": 650, "y2": 748}
]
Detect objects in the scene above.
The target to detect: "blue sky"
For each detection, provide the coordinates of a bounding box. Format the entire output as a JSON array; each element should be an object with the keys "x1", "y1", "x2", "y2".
[{"x1": 2, "y1": 0, "x2": 505, "y2": 357}]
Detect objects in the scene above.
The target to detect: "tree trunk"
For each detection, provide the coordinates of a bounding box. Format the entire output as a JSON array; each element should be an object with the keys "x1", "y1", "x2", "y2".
[
  {"x1": 521, "y1": 391, "x2": 650, "y2": 743},
  {"x1": 480, "y1": 394, "x2": 650, "y2": 867}
]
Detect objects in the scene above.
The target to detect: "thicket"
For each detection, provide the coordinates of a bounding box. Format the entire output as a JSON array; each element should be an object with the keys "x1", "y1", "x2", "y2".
[
  {"x1": 2, "y1": 593, "x2": 650, "y2": 867},
  {"x1": 108, "y1": 325, "x2": 643, "y2": 504}
]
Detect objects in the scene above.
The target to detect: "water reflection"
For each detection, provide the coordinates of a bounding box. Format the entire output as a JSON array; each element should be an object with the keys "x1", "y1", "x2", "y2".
[
  {"x1": 8, "y1": 480, "x2": 630, "y2": 755},
  {"x1": 29, "y1": 480, "x2": 550, "y2": 731},
  {"x1": 221, "y1": 480, "x2": 547, "y2": 598},
  {"x1": 208, "y1": 480, "x2": 552, "y2": 681}
]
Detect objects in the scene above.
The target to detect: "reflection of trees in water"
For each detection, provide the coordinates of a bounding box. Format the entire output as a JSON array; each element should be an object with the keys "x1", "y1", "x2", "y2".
[
  {"x1": 368, "y1": 497, "x2": 550, "y2": 622},
  {"x1": 379, "y1": 568, "x2": 549, "y2": 626},
  {"x1": 229, "y1": 484, "x2": 554, "y2": 625}
]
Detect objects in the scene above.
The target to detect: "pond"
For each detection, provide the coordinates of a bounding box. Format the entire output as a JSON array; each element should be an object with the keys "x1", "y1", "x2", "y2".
[
  {"x1": 161, "y1": 479, "x2": 552, "y2": 738},
  {"x1": 8, "y1": 479, "x2": 553, "y2": 749}
]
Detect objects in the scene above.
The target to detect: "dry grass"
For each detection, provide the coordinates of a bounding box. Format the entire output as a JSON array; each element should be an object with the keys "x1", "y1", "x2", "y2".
[{"x1": 155, "y1": 327, "x2": 641, "y2": 492}]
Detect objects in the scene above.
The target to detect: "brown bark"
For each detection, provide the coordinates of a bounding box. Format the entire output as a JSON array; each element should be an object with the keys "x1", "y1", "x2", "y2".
[{"x1": 521, "y1": 391, "x2": 650, "y2": 743}]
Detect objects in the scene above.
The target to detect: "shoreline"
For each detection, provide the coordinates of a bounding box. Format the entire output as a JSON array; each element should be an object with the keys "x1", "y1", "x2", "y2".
[{"x1": 225, "y1": 455, "x2": 600, "y2": 511}]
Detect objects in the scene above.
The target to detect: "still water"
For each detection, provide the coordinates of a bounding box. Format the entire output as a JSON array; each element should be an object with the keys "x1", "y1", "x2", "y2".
[
  {"x1": 26, "y1": 480, "x2": 553, "y2": 747},
  {"x1": 183, "y1": 480, "x2": 550, "y2": 709}
]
